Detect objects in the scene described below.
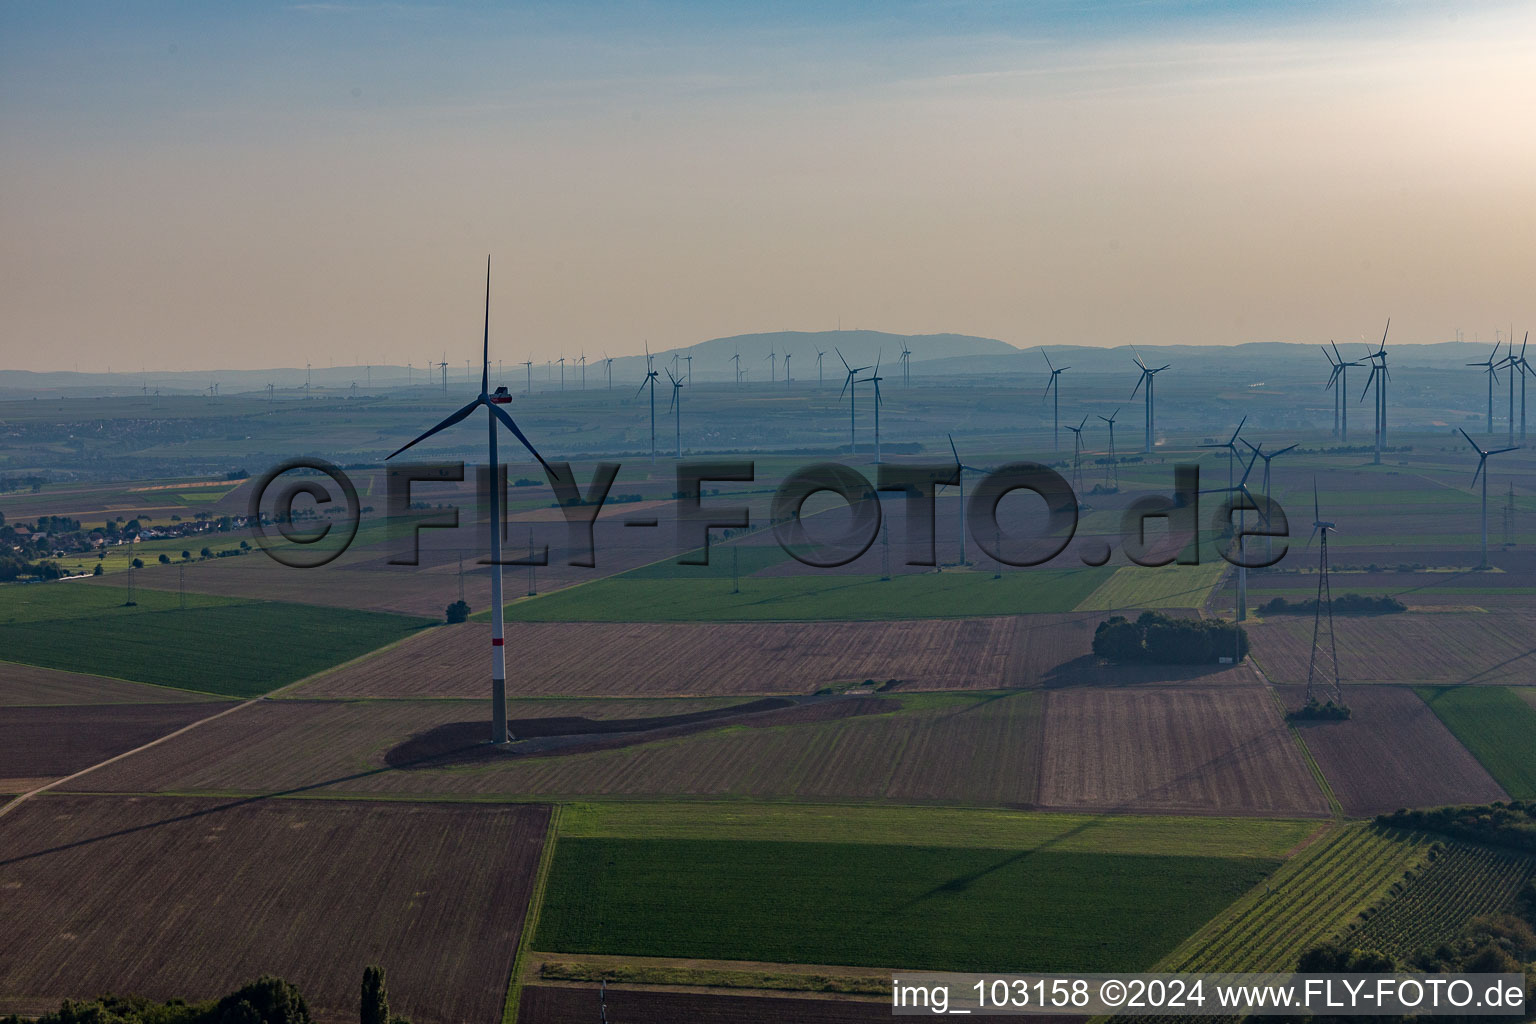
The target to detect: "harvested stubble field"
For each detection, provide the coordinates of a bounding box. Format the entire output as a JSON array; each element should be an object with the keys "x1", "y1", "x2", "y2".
[
  {"x1": 1073, "y1": 562, "x2": 1227, "y2": 611},
  {"x1": 0, "y1": 702, "x2": 225, "y2": 790},
  {"x1": 300, "y1": 616, "x2": 1088, "y2": 698},
  {"x1": 62, "y1": 693, "x2": 1047, "y2": 807},
  {"x1": 0, "y1": 795, "x2": 550, "y2": 1024},
  {"x1": 0, "y1": 664, "x2": 224, "y2": 705},
  {"x1": 534, "y1": 837, "x2": 1277, "y2": 973},
  {"x1": 1415, "y1": 686, "x2": 1536, "y2": 799},
  {"x1": 517, "y1": 985, "x2": 895, "y2": 1023},
  {"x1": 1036, "y1": 687, "x2": 1329, "y2": 816},
  {"x1": 1274, "y1": 685, "x2": 1507, "y2": 815},
  {"x1": 1247, "y1": 611, "x2": 1536, "y2": 686},
  {"x1": 1161, "y1": 823, "x2": 1436, "y2": 972}
]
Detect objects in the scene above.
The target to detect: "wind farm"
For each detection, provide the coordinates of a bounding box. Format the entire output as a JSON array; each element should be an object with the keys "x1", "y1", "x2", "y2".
[{"x1": 5, "y1": 3, "x2": 1536, "y2": 1023}]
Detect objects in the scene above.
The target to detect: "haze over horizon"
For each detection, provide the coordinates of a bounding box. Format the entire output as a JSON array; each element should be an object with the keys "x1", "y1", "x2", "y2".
[{"x1": 3, "y1": 1, "x2": 1534, "y2": 373}]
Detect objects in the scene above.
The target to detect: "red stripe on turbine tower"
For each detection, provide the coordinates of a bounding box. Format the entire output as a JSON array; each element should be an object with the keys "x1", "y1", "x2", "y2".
[{"x1": 492, "y1": 638, "x2": 504, "y2": 646}]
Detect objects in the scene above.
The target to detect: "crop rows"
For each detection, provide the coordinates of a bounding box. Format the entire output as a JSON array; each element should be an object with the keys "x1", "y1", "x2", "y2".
[
  {"x1": 1346, "y1": 842, "x2": 1536, "y2": 959},
  {"x1": 1163, "y1": 824, "x2": 1434, "y2": 972}
]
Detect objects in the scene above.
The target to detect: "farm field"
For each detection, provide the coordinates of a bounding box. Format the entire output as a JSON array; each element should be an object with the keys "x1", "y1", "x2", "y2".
[
  {"x1": 1036, "y1": 687, "x2": 1330, "y2": 816},
  {"x1": 1073, "y1": 561, "x2": 1226, "y2": 611},
  {"x1": 502, "y1": 564, "x2": 1114, "y2": 622},
  {"x1": 517, "y1": 985, "x2": 893, "y2": 1023},
  {"x1": 1346, "y1": 841, "x2": 1536, "y2": 959},
  {"x1": 0, "y1": 795, "x2": 550, "y2": 1024},
  {"x1": 1275, "y1": 685, "x2": 1508, "y2": 815},
  {"x1": 1246, "y1": 611, "x2": 1536, "y2": 686},
  {"x1": 534, "y1": 837, "x2": 1278, "y2": 973},
  {"x1": 559, "y1": 802, "x2": 1321, "y2": 857},
  {"x1": 1415, "y1": 686, "x2": 1536, "y2": 799},
  {"x1": 0, "y1": 702, "x2": 225, "y2": 790},
  {"x1": 299, "y1": 616, "x2": 1087, "y2": 698},
  {"x1": 0, "y1": 582, "x2": 432, "y2": 697},
  {"x1": 1161, "y1": 823, "x2": 1436, "y2": 972},
  {"x1": 59, "y1": 692, "x2": 1048, "y2": 807},
  {"x1": 0, "y1": 663, "x2": 226, "y2": 705}
]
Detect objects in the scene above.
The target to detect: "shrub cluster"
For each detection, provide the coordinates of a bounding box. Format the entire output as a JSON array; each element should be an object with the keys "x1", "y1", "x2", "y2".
[
  {"x1": 1289, "y1": 698, "x2": 1352, "y2": 721},
  {"x1": 1092, "y1": 611, "x2": 1248, "y2": 665},
  {"x1": 1377, "y1": 800, "x2": 1536, "y2": 857},
  {"x1": 1261, "y1": 593, "x2": 1406, "y2": 616}
]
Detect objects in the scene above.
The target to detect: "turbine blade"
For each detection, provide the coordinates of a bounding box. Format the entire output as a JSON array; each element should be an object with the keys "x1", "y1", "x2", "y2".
[
  {"x1": 488, "y1": 401, "x2": 551, "y2": 472},
  {"x1": 385, "y1": 399, "x2": 480, "y2": 460},
  {"x1": 1488, "y1": 446, "x2": 1521, "y2": 455},
  {"x1": 481, "y1": 255, "x2": 491, "y2": 396},
  {"x1": 1458, "y1": 427, "x2": 1480, "y2": 452},
  {"x1": 1041, "y1": 347, "x2": 1054, "y2": 371},
  {"x1": 837, "y1": 347, "x2": 851, "y2": 372},
  {"x1": 1272, "y1": 443, "x2": 1298, "y2": 457},
  {"x1": 1471, "y1": 457, "x2": 1485, "y2": 488},
  {"x1": 947, "y1": 433, "x2": 961, "y2": 468}
]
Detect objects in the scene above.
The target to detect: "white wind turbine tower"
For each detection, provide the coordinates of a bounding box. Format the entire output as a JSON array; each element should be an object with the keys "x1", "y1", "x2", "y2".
[
  {"x1": 1064, "y1": 415, "x2": 1088, "y2": 493},
  {"x1": 1098, "y1": 408, "x2": 1120, "y2": 487},
  {"x1": 783, "y1": 352, "x2": 792, "y2": 386},
  {"x1": 1203, "y1": 443, "x2": 1263, "y2": 621},
  {"x1": 1468, "y1": 340, "x2": 1503, "y2": 435},
  {"x1": 859, "y1": 356, "x2": 885, "y2": 464},
  {"x1": 1130, "y1": 347, "x2": 1169, "y2": 454},
  {"x1": 837, "y1": 348, "x2": 871, "y2": 455},
  {"x1": 766, "y1": 346, "x2": 777, "y2": 383},
  {"x1": 1242, "y1": 438, "x2": 1298, "y2": 562},
  {"x1": 1460, "y1": 428, "x2": 1520, "y2": 570},
  {"x1": 637, "y1": 358, "x2": 660, "y2": 463},
  {"x1": 815, "y1": 348, "x2": 826, "y2": 389},
  {"x1": 1323, "y1": 341, "x2": 1364, "y2": 443},
  {"x1": 1041, "y1": 348, "x2": 1068, "y2": 450},
  {"x1": 667, "y1": 368, "x2": 685, "y2": 458},
  {"x1": 1358, "y1": 320, "x2": 1390, "y2": 464},
  {"x1": 385, "y1": 257, "x2": 550, "y2": 745},
  {"x1": 900, "y1": 343, "x2": 912, "y2": 386},
  {"x1": 947, "y1": 435, "x2": 986, "y2": 566}
]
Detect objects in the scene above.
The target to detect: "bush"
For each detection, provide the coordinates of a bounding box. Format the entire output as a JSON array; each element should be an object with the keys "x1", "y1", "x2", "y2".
[
  {"x1": 131, "y1": 558, "x2": 144, "y2": 569},
  {"x1": 158, "y1": 553, "x2": 171, "y2": 565},
  {"x1": 445, "y1": 599, "x2": 471, "y2": 623},
  {"x1": 1093, "y1": 611, "x2": 1248, "y2": 665},
  {"x1": 1289, "y1": 698, "x2": 1351, "y2": 721},
  {"x1": 1262, "y1": 593, "x2": 1405, "y2": 616},
  {"x1": 1377, "y1": 800, "x2": 1536, "y2": 856}
]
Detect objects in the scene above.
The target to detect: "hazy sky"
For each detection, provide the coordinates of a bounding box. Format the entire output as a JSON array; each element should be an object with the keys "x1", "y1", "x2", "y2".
[{"x1": 3, "y1": 1, "x2": 1534, "y2": 372}]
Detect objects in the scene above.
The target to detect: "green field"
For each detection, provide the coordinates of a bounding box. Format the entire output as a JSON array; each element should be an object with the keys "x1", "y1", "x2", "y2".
[
  {"x1": 505, "y1": 565, "x2": 1112, "y2": 622},
  {"x1": 1074, "y1": 561, "x2": 1226, "y2": 611},
  {"x1": 1415, "y1": 687, "x2": 1536, "y2": 799},
  {"x1": 0, "y1": 582, "x2": 431, "y2": 697},
  {"x1": 560, "y1": 802, "x2": 1320, "y2": 858},
  {"x1": 534, "y1": 837, "x2": 1277, "y2": 972}
]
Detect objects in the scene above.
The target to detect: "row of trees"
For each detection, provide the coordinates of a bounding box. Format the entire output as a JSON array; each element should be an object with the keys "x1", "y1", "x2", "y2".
[
  {"x1": 1262, "y1": 593, "x2": 1406, "y2": 616},
  {"x1": 1092, "y1": 611, "x2": 1249, "y2": 665},
  {"x1": 1, "y1": 968, "x2": 408, "y2": 1024},
  {"x1": 1378, "y1": 801, "x2": 1536, "y2": 857}
]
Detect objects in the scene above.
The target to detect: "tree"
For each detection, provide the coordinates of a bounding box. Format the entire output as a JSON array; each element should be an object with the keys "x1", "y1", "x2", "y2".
[
  {"x1": 200, "y1": 547, "x2": 213, "y2": 559},
  {"x1": 360, "y1": 967, "x2": 409, "y2": 1024},
  {"x1": 182, "y1": 550, "x2": 191, "y2": 560},
  {"x1": 445, "y1": 600, "x2": 470, "y2": 623},
  {"x1": 131, "y1": 558, "x2": 144, "y2": 569},
  {"x1": 92, "y1": 563, "x2": 103, "y2": 576},
  {"x1": 158, "y1": 553, "x2": 171, "y2": 565}
]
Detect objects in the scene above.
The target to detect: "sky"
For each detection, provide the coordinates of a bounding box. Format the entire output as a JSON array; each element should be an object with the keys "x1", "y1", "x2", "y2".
[{"x1": 2, "y1": 1, "x2": 1534, "y2": 372}]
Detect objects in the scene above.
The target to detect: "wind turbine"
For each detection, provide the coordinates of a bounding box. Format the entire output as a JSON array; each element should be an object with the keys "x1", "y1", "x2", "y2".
[
  {"x1": 1510, "y1": 333, "x2": 1530, "y2": 442},
  {"x1": 1468, "y1": 340, "x2": 1502, "y2": 435},
  {"x1": 731, "y1": 351, "x2": 743, "y2": 388},
  {"x1": 1200, "y1": 416, "x2": 1248, "y2": 495},
  {"x1": 579, "y1": 353, "x2": 587, "y2": 390},
  {"x1": 603, "y1": 353, "x2": 614, "y2": 390},
  {"x1": 1203, "y1": 443, "x2": 1263, "y2": 621},
  {"x1": 1358, "y1": 320, "x2": 1390, "y2": 464},
  {"x1": 837, "y1": 348, "x2": 871, "y2": 455},
  {"x1": 900, "y1": 343, "x2": 912, "y2": 386},
  {"x1": 557, "y1": 355, "x2": 566, "y2": 391},
  {"x1": 1242, "y1": 438, "x2": 1298, "y2": 561},
  {"x1": 1063, "y1": 415, "x2": 1088, "y2": 493},
  {"x1": 384, "y1": 257, "x2": 550, "y2": 746},
  {"x1": 1323, "y1": 341, "x2": 1364, "y2": 443},
  {"x1": 1041, "y1": 349, "x2": 1068, "y2": 450},
  {"x1": 947, "y1": 434, "x2": 987, "y2": 566},
  {"x1": 1459, "y1": 428, "x2": 1520, "y2": 570},
  {"x1": 684, "y1": 354, "x2": 692, "y2": 385},
  {"x1": 1130, "y1": 347, "x2": 1169, "y2": 454},
  {"x1": 815, "y1": 348, "x2": 826, "y2": 389},
  {"x1": 637, "y1": 359, "x2": 659, "y2": 463},
  {"x1": 783, "y1": 351, "x2": 792, "y2": 386},
  {"x1": 438, "y1": 353, "x2": 449, "y2": 393},
  {"x1": 666, "y1": 367, "x2": 685, "y2": 457},
  {"x1": 521, "y1": 357, "x2": 533, "y2": 393},
  {"x1": 1098, "y1": 408, "x2": 1120, "y2": 487},
  {"x1": 859, "y1": 356, "x2": 884, "y2": 463},
  {"x1": 766, "y1": 347, "x2": 777, "y2": 383},
  {"x1": 1305, "y1": 480, "x2": 1342, "y2": 705}
]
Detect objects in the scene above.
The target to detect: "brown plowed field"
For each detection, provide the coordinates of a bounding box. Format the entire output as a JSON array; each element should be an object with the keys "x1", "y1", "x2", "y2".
[
  {"x1": 62, "y1": 694, "x2": 1044, "y2": 806},
  {"x1": 1036, "y1": 687, "x2": 1329, "y2": 816},
  {"x1": 300, "y1": 614, "x2": 1228, "y2": 699},
  {"x1": 0, "y1": 795, "x2": 549, "y2": 1024},
  {"x1": 518, "y1": 985, "x2": 891, "y2": 1023},
  {"x1": 1275, "y1": 685, "x2": 1508, "y2": 814},
  {"x1": 0, "y1": 664, "x2": 222, "y2": 705},
  {"x1": 0, "y1": 702, "x2": 226, "y2": 791},
  {"x1": 1247, "y1": 612, "x2": 1536, "y2": 686}
]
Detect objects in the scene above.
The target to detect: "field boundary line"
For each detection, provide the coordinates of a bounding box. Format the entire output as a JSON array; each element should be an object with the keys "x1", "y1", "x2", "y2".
[
  {"x1": 503, "y1": 802, "x2": 563, "y2": 1024},
  {"x1": 0, "y1": 697, "x2": 261, "y2": 820},
  {"x1": 0, "y1": 656, "x2": 242, "y2": 703},
  {"x1": 265, "y1": 623, "x2": 442, "y2": 698},
  {"x1": 1252, "y1": 653, "x2": 1343, "y2": 818}
]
